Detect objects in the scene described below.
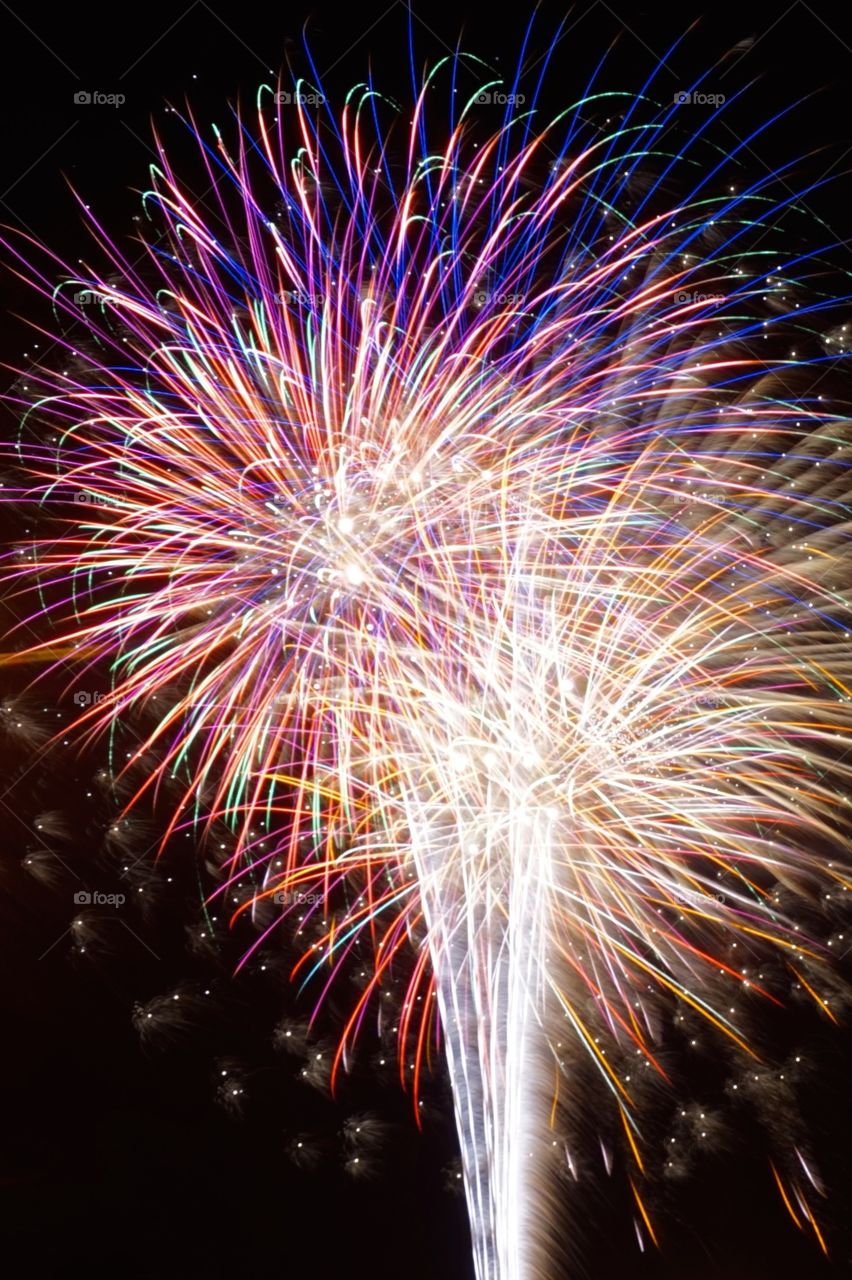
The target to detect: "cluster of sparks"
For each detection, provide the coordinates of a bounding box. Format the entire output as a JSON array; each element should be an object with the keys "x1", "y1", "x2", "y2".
[{"x1": 4, "y1": 41, "x2": 852, "y2": 1279}]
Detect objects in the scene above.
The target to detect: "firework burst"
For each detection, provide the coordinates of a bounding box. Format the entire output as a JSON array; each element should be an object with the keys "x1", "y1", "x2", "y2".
[{"x1": 4, "y1": 40, "x2": 852, "y2": 1279}]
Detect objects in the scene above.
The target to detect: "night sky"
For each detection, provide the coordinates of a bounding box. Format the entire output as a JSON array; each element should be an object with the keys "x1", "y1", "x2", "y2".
[{"x1": 2, "y1": 2, "x2": 852, "y2": 1277}]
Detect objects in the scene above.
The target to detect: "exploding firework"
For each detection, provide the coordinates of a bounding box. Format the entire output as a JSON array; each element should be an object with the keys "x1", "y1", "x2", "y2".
[{"x1": 3, "y1": 37, "x2": 852, "y2": 1280}]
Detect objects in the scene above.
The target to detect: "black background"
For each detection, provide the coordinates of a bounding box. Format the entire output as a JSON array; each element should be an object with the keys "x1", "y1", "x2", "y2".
[{"x1": 2, "y1": 2, "x2": 852, "y2": 1277}]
